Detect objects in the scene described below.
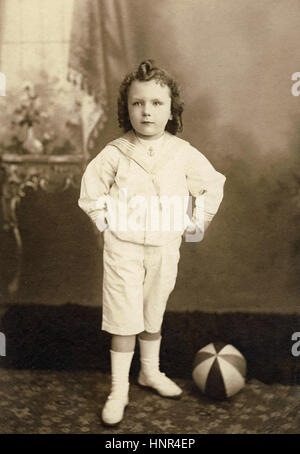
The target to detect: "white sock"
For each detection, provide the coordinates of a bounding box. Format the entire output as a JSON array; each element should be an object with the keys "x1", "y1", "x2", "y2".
[
  {"x1": 138, "y1": 336, "x2": 162, "y2": 377},
  {"x1": 109, "y1": 350, "x2": 134, "y2": 398}
]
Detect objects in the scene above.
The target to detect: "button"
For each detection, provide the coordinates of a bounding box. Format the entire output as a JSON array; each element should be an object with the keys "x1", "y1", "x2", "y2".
[{"x1": 148, "y1": 147, "x2": 154, "y2": 156}]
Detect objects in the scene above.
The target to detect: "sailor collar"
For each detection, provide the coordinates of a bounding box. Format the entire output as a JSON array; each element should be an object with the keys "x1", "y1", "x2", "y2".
[{"x1": 108, "y1": 130, "x2": 176, "y2": 176}]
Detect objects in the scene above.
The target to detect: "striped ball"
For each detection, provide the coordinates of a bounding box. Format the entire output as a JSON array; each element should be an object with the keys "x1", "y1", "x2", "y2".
[{"x1": 192, "y1": 342, "x2": 247, "y2": 399}]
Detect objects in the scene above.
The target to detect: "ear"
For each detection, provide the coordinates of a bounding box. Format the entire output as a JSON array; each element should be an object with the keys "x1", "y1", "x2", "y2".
[{"x1": 169, "y1": 112, "x2": 173, "y2": 121}]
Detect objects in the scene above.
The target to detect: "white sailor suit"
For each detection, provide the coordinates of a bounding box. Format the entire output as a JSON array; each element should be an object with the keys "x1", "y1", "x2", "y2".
[{"x1": 78, "y1": 130, "x2": 226, "y2": 335}]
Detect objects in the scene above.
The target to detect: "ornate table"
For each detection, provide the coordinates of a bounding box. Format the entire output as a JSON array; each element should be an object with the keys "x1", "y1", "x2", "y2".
[{"x1": 1, "y1": 153, "x2": 86, "y2": 296}]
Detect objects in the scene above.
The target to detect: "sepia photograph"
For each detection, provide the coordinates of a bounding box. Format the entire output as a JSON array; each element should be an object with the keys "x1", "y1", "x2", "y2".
[{"x1": 0, "y1": 0, "x2": 299, "y2": 438}]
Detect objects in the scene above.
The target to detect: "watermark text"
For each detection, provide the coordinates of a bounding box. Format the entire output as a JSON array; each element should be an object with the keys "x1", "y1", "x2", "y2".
[
  {"x1": 95, "y1": 190, "x2": 205, "y2": 242},
  {"x1": 0, "y1": 332, "x2": 6, "y2": 357},
  {"x1": 291, "y1": 72, "x2": 300, "y2": 96},
  {"x1": 291, "y1": 332, "x2": 300, "y2": 357}
]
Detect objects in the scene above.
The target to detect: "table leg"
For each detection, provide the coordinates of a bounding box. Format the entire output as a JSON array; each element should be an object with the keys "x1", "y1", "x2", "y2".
[
  {"x1": 2, "y1": 190, "x2": 23, "y2": 296},
  {"x1": 8, "y1": 224, "x2": 23, "y2": 296}
]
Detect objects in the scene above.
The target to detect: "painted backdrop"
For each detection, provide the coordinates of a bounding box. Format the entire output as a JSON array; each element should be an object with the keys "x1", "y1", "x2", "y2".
[{"x1": 1, "y1": 0, "x2": 299, "y2": 312}]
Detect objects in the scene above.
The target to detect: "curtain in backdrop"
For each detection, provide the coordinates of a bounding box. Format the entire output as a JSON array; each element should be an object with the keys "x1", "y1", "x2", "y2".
[{"x1": 68, "y1": 0, "x2": 144, "y2": 157}]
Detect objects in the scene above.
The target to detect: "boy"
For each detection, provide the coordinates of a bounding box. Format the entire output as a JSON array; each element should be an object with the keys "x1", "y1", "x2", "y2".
[{"x1": 78, "y1": 60, "x2": 226, "y2": 426}]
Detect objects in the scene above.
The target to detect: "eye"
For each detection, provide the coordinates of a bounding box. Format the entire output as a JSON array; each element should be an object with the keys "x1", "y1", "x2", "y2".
[
  {"x1": 132, "y1": 101, "x2": 142, "y2": 106},
  {"x1": 153, "y1": 101, "x2": 163, "y2": 106}
]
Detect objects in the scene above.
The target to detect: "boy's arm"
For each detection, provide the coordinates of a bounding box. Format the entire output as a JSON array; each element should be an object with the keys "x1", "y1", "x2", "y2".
[
  {"x1": 78, "y1": 146, "x2": 119, "y2": 231},
  {"x1": 185, "y1": 145, "x2": 226, "y2": 234}
]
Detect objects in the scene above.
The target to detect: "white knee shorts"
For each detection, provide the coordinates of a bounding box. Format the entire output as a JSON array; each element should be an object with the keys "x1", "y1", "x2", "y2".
[{"x1": 102, "y1": 230, "x2": 182, "y2": 335}]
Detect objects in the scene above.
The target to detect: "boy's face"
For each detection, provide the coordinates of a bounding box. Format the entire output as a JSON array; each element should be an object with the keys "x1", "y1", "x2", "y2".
[{"x1": 128, "y1": 79, "x2": 172, "y2": 140}]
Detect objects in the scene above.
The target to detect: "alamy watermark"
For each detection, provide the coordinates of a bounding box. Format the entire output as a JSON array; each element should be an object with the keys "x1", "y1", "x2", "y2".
[
  {"x1": 291, "y1": 72, "x2": 300, "y2": 96},
  {"x1": 0, "y1": 332, "x2": 6, "y2": 357},
  {"x1": 0, "y1": 72, "x2": 6, "y2": 96},
  {"x1": 95, "y1": 189, "x2": 205, "y2": 242},
  {"x1": 291, "y1": 332, "x2": 300, "y2": 357}
]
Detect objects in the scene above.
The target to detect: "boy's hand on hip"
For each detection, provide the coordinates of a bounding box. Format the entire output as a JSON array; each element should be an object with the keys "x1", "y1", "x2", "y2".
[{"x1": 184, "y1": 222, "x2": 204, "y2": 242}]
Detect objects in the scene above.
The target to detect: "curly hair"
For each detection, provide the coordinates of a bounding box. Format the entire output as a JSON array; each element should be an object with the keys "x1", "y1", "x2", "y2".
[{"x1": 118, "y1": 59, "x2": 184, "y2": 135}]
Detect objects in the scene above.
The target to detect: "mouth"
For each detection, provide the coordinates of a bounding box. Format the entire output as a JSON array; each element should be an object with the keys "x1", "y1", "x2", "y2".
[{"x1": 141, "y1": 121, "x2": 154, "y2": 124}]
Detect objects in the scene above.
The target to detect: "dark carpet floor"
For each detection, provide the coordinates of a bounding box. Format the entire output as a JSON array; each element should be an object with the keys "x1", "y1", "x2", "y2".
[
  {"x1": 0, "y1": 369, "x2": 299, "y2": 434},
  {"x1": 0, "y1": 303, "x2": 299, "y2": 435}
]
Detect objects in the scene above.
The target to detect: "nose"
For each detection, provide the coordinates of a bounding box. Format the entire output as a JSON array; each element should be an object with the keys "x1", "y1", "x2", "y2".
[{"x1": 142, "y1": 103, "x2": 151, "y2": 116}]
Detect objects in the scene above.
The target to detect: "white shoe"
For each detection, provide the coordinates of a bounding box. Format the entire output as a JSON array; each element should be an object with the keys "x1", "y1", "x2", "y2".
[
  {"x1": 101, "y1": 393, "x2": 129, "y2": 426},
  {"x1": 138, "y1": 370, "x2": 183, "y2": 399}
]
